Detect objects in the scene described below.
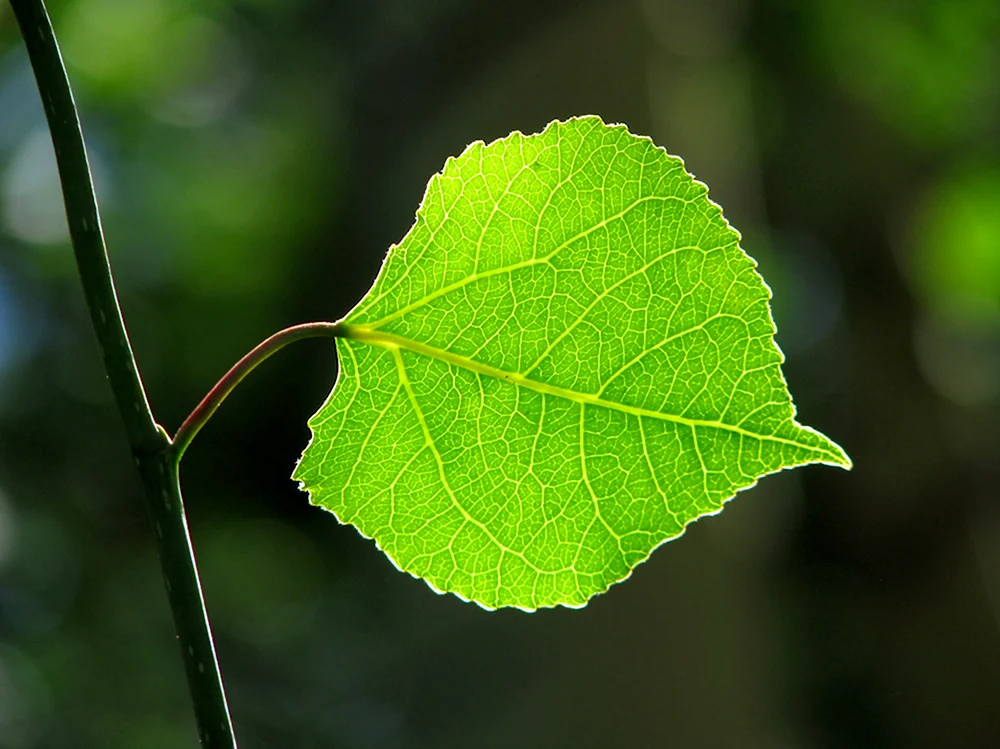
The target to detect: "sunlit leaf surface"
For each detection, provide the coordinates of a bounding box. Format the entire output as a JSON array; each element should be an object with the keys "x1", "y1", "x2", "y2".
[{"x1": 294, "y1": 117, "x2": 850, "y2": 610}]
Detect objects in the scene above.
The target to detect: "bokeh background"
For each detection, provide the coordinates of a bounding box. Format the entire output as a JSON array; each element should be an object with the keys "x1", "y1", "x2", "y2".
[{"x1": 1, "y1": 0, "x2": 998, "y2": 746}]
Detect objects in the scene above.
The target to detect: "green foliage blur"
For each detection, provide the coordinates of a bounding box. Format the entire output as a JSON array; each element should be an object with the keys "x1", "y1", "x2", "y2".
[{"x1": 0, "y1": 0, "x2": 997, "y2": 747}]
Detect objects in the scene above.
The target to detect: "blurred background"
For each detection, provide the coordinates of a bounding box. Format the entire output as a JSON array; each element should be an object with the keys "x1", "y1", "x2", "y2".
[{"x1": 0, "y1": 0, "x2": 998, "y2": 746}]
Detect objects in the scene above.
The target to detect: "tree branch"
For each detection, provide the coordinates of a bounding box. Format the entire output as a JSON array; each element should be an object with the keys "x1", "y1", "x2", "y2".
[{"x1": 10, "y1": 1, "x2": 237, "y2": 745}]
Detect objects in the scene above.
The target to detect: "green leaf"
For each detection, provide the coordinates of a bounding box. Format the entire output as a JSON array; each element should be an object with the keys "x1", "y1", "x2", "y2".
[{"x1": 294, "y1": 116, "x2": 850, "y2": 611}]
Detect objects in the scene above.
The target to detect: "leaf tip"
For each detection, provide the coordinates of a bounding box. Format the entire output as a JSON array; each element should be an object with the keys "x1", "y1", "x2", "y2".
[
  {"x1": 815, "y1": 432, "x2": 853, "y2": 471},
  {"x1": 832, "y1": 444, "x2": 854, "y2": 471}
]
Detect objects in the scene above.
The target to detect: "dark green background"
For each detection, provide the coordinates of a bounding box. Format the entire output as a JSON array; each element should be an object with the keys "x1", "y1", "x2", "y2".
[{"x1": 0, "y1": 1, "x2": 998, "y2": 747}]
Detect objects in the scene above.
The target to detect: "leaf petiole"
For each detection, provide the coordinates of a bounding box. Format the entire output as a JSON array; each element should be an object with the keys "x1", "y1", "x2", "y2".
[{"x1": 171, "y1": 322, "x2": 345, "y2": 462}]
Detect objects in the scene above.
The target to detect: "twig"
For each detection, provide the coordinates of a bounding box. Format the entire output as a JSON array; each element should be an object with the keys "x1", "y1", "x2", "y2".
[{"x1": 9, "y1": 1, "x2": 236, "y2": 745}]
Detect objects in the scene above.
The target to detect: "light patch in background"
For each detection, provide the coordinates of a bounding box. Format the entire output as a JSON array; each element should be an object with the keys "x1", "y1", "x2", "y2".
[
  {"x1": 144, "y1": 115, "x2": 326, "y2": 295},
  {"x1": 640, "y1": 0, "x2": 748, "y2": 58},
  {"x1": 900, "y1": 164, "x2": 1000, "y2": 405},
  {"x1": 812, "y1": 0, "x2": 1000, "y2": 144},
  {"x1": 0, "y1": 126, "x2": 68, "y2": 245},
  {"x1": 60, "y1": 0, "x2": 181, "y2": 96},
  {"x1": 907, "y1": 164, "x2": 1000, "y2": 327},
  {"x1": 0, "y1": 55, "x2": 44, "y2": 152},
  {"x1": 643, "y1": 0, "x2": 764, "y2": 230},
  {"x1": 151, "y1": 17, "x2": 249, "y2": 127},
  {"x1": 914, "y1": 315, "x2": 1000, "y2": 406}
]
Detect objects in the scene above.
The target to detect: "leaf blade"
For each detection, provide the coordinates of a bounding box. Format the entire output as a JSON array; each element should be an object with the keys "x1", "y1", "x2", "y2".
[{"x1": 294, "y1": 116, "x2": 850, "y2": 610}]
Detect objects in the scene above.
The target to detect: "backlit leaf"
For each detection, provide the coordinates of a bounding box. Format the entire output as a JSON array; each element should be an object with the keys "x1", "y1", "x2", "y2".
[{"x1": 294, "y1": 116, "x2": 850, "y2": 610}]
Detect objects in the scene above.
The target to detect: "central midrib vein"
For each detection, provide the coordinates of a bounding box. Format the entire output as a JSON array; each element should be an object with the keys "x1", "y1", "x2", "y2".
[{"x1": 341, "y1": 323, "x2": 835, "y2": 459}]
